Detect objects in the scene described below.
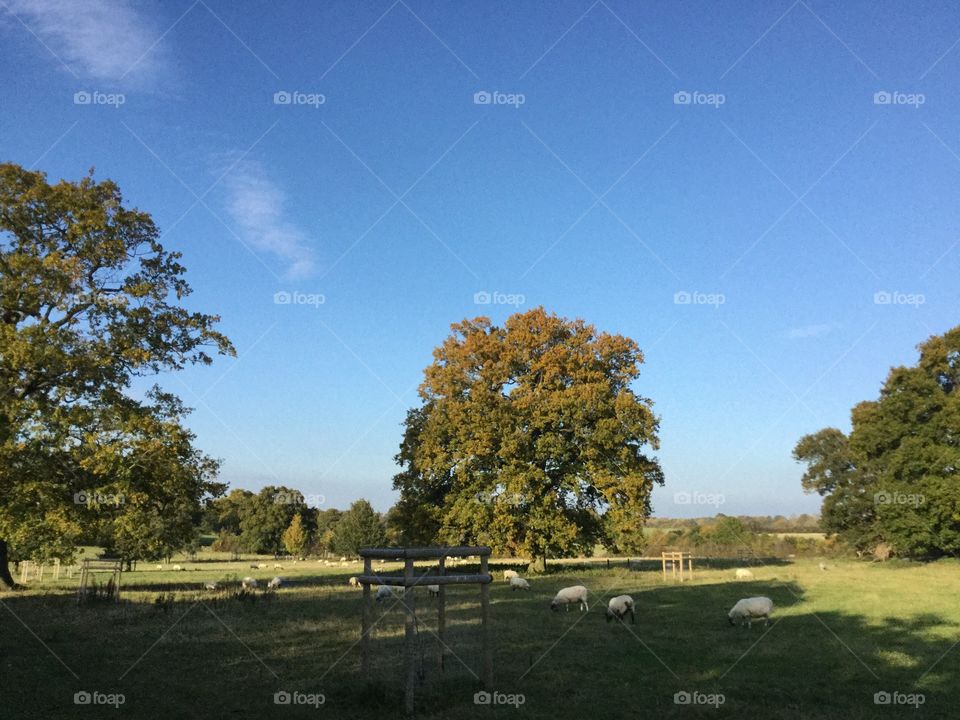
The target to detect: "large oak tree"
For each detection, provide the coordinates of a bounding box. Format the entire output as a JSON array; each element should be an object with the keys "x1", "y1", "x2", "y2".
[
  {"x1": 393, "y1": 308, "x2": 663, "y2": 569},
  {"x1": 0, "y1": 163, "x2": 233, "y2": 587}
]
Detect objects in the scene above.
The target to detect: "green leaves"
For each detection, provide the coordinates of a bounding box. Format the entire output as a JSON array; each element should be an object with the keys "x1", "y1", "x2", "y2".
[{"x1": 393, "y1": 307, "x2": 663, "y2": 562}]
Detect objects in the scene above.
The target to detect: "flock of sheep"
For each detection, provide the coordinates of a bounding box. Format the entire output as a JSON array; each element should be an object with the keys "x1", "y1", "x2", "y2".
[{"x1": 347, "y1": 566, "x2": 775, "y2": 629}]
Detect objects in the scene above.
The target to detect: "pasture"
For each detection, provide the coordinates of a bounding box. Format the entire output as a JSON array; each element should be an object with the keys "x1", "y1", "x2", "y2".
[{"x1": 2, "y1": 556, "x2": 957, "y2": 718}]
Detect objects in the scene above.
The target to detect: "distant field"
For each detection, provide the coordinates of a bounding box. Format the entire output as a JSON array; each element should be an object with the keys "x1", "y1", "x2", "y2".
[{"x1": 2, "y1": 554, "x2": 957, "y2": 718}]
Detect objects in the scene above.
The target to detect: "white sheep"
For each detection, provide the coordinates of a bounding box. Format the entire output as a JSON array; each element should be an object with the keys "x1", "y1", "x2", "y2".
[
  {"x1": 340, "y1": 557, "x2": 347, "y2": 562},
  {"x1": 274, "y1": 564, "x2": 284, "y2": 570},
  {"x1": 550, "y1": 585, "x2": 589, "y2": 612},
  {"x1": 728, "y1": 596, "x2": 774, "y2": 628},
  {"x1": 203, "y1": 582, "x2": 219, "y2": 591},
  {"x1": 241, "y1": 577, "x2": 258, "y2": 589},
  {"x1": 819, "y1": 562, "x2": 829, "y2": 571},
  {"x1": 606, "y1": 595, "x2": 635, "y2": 624},
  {"x1": 735, "y1": 568, "x2": 754, "y2": 580},
  {"x1": 348, "y1": 576, "x2": 361, "y2": 588},
  {"x1": 155, "y1": 565, "x2": 163, "y2": 570},
  {"x1": 426, "y1": 584, "x2": 440, "y2": 598},
  {"x1": 257, "y1": 563, "x2": 267, "y2": 569},
  {"x1": 376, "y1": 585, "x2": 403, "y2": 602},
  {"x1": 172, "y1": 565, "x2": 183, "y2": 571},
  {"x1": 267, "y1": 576, "x2": 283, "y2": 589},
  {"x1": 503, "y1": 570, "x2": 519, "y2": 582},
  {"x1": 509, "y1": 576, "x2": 530, "y2": 591}
]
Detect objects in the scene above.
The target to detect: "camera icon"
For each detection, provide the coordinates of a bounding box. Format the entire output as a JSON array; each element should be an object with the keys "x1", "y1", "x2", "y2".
[
  {"x1": 73, "y1": 491, "x2": 89, "y2": 505},
  {"x1": 74, "y1": 91, "x2": 92, "y2": 105},
  {"x1": 474, "y1": 690, "x2": 492, "y2": 705},
  {"x1": 873, "y1": 91, "x2": 891, "y2": 105},
  {"x1": 873, "y1": 290, "x2": 891, "y2": 305},
  {"x1": 474, "y1": 291, "x2": 491, "y2": 304},
  {"x1": 874, "y1": 491, "x2": 891, "y2": 505},
  {"x1": 673, "y1": 491, "x2": 692, "y2": 505},
  {"x1": 674, "y1": 691, "x2": 692, "y2": 704},
  {"x1": 673, "y1": 91, "x2": 691, "y2": 105},
  {"x1": 673, "y1": 291, "x2": 691, "y2": 305},
  {"x1": 473, "y1": 91, "x2": 492, "y2": 105},
  {"x1": 273, "y1": 91, "x2": 291, "y2": 105},
  {"x1": 274, "y1": 290, "x2": 292, "y2": 305},
  {"x1": 874, "y1": 691, "x2": 891, "y2": 705},
  {"x1": 74, "y1": 691, "x2": 92, "y2": 705},
  {"x1": 274, "y1": 690, "x2": 291, "y2": 705}
]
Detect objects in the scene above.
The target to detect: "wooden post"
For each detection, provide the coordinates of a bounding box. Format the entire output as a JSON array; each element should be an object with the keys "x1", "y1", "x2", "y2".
[
  {"x1": 404, "y1": 557, "x2": 416, "y2": 715},
  {"x1": 361, "y1": 555, "x2": 372, "y2": 679},
  {"x1": 661, "y1": 553, "x2": 666, "y2": 582},
  {"x1": 438, "y1": 555, "x2": 447, "y2": 671},
  {"x1": 480, "y1": 554, "x2": 493, "y2": 690}
]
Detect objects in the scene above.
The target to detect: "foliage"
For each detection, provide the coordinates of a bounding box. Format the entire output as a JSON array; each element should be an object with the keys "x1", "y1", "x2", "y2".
[
  {"x1": 238, "y1": 487, "x2": 316, "y2": 555},
  {"x1": 330, "y1": 500, "x2": 385, "y2": 556},
  {"x1": 282, "y1": 513, "x2": 308, "y2": 556},
  {"x1": 794, "y1": 326, "x2": 960, "y2": 557},
  {"x1": 392, "y1": 308, "x2": 663, "y2": 564}
]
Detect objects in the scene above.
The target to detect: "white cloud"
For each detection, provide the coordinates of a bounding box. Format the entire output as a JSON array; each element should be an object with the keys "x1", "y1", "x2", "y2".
[
  {"x1": 223, "y1": 162, "x2": 316, "y2": 279},
  {"x1": 785, "y1": 323, "x2": 837, "y2": 340},
  {"x1": 5, "y1": 0, "x2": 167, "y2": 83}
]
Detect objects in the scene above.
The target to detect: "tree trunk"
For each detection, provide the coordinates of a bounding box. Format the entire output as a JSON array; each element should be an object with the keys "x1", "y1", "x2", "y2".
[
  {"x1": 528, "y1": 555, "x2": 547, "y2": 574},
  {"x1": 0, "y1": 539, "x2": 17, "y2": 590}
]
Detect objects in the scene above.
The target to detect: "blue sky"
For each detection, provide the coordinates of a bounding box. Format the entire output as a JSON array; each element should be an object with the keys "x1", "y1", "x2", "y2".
[{"x1": 2, "y1": 0, "x2": 958, "y2": 517}]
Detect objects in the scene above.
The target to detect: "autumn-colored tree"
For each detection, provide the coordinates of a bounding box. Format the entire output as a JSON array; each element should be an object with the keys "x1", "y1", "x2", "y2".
[
  {"x1": 393, "y1": 308, "x2": 663, "y2": 569},
  {"x1": 0, "y1": 163, "x2": 233, "y2": 588},
  {"x1": 238, "y1": 487, "x2": 313, "y2": 555},
  {"x1": 794, "y1": 326, "x2": 960, "y2": 557},
  {"x1": 282, "y1": 513, "x2": 309, "y2": 556}
]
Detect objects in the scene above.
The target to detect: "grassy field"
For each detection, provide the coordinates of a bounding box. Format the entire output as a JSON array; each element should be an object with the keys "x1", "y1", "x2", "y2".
[{"x1": 2, "y1": 555, "x2": 957, "y2": 719}]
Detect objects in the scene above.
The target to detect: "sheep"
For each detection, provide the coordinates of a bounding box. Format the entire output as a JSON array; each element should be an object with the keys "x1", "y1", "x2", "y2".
[
  {"x1": 267, "y1": 576, "x2": 283, "y2": 589},
  {"x1": 819, "y1": 562, "x2": 829, "y2": 571},
  {"x1": 426, "y1": 584, "x2": 440, "y2": 598},
  {"x1": 509, "y1": 576, "x2": 530, "y2": 591},
  {"x1": 241, "y1": 577, "x2": 258, "y2": 589},
  {"x1": 250, "y1": 563, "x2": 260, "y2": 569},
  {"x1": 172, "y1": 565, "x2": 183, "y2": 571},
  {"x1": 155, "y1": 565, "x2": 163, "y2": 570},
  {"x1": 348, "y1": 577, "x2": 361, "y2": 588},
  {"x1": 728, "y1": 596, "x2": 774, "y2": 628},
  {"x1": 203, "y1": 582, "x2": 219, "y2": 591},
  {"x1": 340, "y1": 557, "x2": 347, "y2": 562},
  {"x1": 257, "y1": 563, "x2": 267, "y2": 569},
  {"x1": 274, "y1": 564, "x2": 284, "y2": 570},
  {"x1": 606, "y1": 595, "x2": 635, "y2": 624},
  {"x1": 376, "y1": 585, "x2": 404, "y2": 602},
  {"x1": 503, "y1": 570, "x2": 519, "y2": 582},
  {"x1": 550, "y1": 585, "x2": 589, "y2": 612},
  {"x1": 735, "y1": 568, "x2": 754, "y2": 581}
]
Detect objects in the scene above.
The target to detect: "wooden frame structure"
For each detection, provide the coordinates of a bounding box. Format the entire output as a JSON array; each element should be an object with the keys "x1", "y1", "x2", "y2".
[
  {"x1": 18, "y1": 558, "x2": 61, "y2": 583},
  {"x1": 661, "y1": 551, "x2": 694, "y2": 582},
  {"x1": 357, "y1": 546, "x2": 493, "y2": 714},
  {"x1": 76, "y1": 559, "x2": 123, "y2": 604}
]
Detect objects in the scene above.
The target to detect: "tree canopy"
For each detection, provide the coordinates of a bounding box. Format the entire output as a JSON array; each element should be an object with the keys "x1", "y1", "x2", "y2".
[
  {"x1": 392, "y1": 308, "x2": 663, "y2": 567},
  {"x1": 794, "y1": 326, "x2": 960, "y2": 557},
  {"x1": 0, "y1": 163, "x2": 233, "y2": 586}
]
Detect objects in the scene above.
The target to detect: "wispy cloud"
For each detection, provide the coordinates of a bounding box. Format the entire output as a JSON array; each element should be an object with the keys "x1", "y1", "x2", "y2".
[
  {"x1": 784, "y1": 323, "x2": 837, "y2": 340},
  {"x1": 223, "y1": 161, "x2": 316, "y2": 279},
  {"x1": 4, "y1": 0, "x2": 167, "y2": 83}
]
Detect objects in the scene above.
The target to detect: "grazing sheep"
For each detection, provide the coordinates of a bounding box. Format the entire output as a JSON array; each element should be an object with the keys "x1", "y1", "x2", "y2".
[
  {"x1": 172, "y1": 565, "x2": 183, "y2": 571},
  {"x1": 348, "y1": 577, "x2": 361, "y2": 588},
  {"x1": 155, "y1": 565, "x2": 163, "y2": 570},
  {"x1": 735, "y1": 568, "x2": 754, "y2": 581},
  {"x1": 728, "y1": 596, "x2": 774, "y2": 628},
  {"x1": 509, "y1": 576, "x2": 530, "y2": 591},
  {"x1": 819, "y1": 562, "x2": 829, "y2": 571},
  {"x1": 257, "y1": 563, "x2": 267, "y2": 569},
  {"x1": 606, "y1": 595, "x2": 635, "y2": 624},
  {"x1": 376, "y1": 585, "x2": 403, "y2": 602},
  {"x1": 250, "y1": 563, "x2": 260, "y2": 569},
  {"x1": 340, "y1": 557, "x2": 347, "y2": 562},
  {"x1": 203, "y1": 582, "x2": 219, "y2": 591},
  {"x1": 550, "y1": 585, "x2": 589, "y2": 612},
  {"x1": 241, "y1": 577, "x2": 258, "y2": 589},
  {"x1": 274, "y1": 564, "x2": 284, "y2": 570},
  {"x1": 503, "y1": 570, "x2": 519, "y2": 582},
  {"x1": 267, "y1": 576, "x2": 283, "y2": 589}
]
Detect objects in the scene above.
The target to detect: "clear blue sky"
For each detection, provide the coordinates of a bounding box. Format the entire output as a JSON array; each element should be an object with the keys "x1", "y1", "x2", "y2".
[{"x1": 3, "y1": 0, "x2": 958, "y2": 517}]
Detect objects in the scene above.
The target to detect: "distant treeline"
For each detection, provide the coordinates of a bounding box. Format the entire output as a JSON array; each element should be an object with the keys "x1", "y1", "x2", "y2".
[{"x1": 646, "y1": 514, "x2": 821, "y2": 534}]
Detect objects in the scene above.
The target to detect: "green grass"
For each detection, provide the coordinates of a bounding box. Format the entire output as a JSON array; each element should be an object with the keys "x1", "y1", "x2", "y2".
[{"x1": 2, "y1": 556, "x2": 958, "y2": 718}]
